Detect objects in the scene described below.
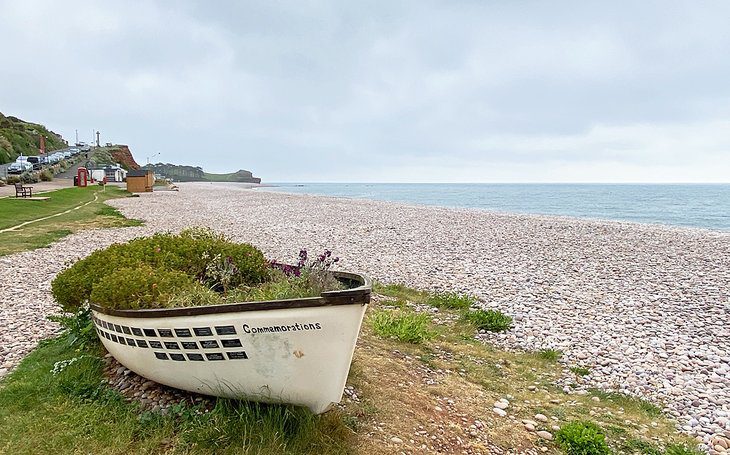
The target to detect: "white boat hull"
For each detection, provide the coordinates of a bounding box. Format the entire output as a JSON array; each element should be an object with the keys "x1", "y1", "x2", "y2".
[{"x1": 91, "y1": 272, "x2": 370, "y2": 414}]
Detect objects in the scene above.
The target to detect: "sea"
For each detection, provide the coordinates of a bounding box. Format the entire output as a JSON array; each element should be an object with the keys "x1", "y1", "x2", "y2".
[{"x1": 259, "y1": 183, "x2": 730, "y2": 231}]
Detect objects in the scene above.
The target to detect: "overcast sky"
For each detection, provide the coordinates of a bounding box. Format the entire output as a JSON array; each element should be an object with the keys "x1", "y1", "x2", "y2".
[{"x1": 1, "y1": 1, "x2": 729, "y2": 182}]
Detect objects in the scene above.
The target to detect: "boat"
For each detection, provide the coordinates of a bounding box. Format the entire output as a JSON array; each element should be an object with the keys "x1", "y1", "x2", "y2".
[{"x1": 90, "y1": 271, "x2": 371, "y2": 414}]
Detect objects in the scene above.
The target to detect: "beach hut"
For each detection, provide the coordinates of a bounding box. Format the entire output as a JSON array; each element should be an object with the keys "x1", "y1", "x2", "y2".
[{"x1": 126, "y1": 169, "x2": 154, "y2": 193}]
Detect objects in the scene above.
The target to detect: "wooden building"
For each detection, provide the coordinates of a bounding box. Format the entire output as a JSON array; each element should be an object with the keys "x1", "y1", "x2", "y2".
[{"x1": 126, "y1": 169, "x2": 154, "y2": 193}]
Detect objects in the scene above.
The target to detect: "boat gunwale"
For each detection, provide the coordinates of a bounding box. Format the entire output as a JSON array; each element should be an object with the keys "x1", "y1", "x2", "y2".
[{"x1": 90, "y1": 270, "x2": 371, "y2": 319}]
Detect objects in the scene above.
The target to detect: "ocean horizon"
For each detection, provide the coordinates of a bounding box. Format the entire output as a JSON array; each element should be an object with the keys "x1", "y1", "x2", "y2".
[{"x1": 259, "y1": 182, "x2": 730, "y2": 231}]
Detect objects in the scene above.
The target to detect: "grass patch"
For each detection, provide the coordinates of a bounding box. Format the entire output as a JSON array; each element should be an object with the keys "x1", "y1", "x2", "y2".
[
  {"x1": 664, "y1": 443, "x2": 705, "y2": 455},
  {"x1": 0, "y1": 337, "x2": 354, "y2": 454},
  {"x1": 461, "y1": 309, "x2": 512, "y2": 332},
  {"x1": 373, "y1": 282, "x2": 430, "y2": 303},
  {"x1": 536, "y1": 348, "x2": 562, "y2": 362},
  {"x1": 570, "y1": 366, "x2": 591, "y2": 376},
  {"x1": 590, "y1": 390, "x2": 663, "y2": 417},
  {"x1": 620, "y1": 438, "x2": 663, "y2": 455},
  {"x1": 370, "y1": 309, "x2": 435, "y2": 344},
  {"x1": 426, "y1": 291, "x2": 475, "y2": 310},
  {"x1": 0, "y1": 185, "x2": 142, "y2": 256}
]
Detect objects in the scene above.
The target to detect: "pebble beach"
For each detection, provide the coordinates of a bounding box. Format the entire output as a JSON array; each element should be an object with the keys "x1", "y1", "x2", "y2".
[{"x1": 1, "y1": 182, "x2": 729, "y2": 451}]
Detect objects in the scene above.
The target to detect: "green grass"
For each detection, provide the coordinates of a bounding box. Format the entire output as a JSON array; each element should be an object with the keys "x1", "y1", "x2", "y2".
[
  {"x1": 535, "y1": 348, "x2": 563, "y2": 362},
  {"x1": 664, "y1": 443, "x2": 705, "y2": 455},
  {"x1": 570, "y1": 366, "x2": 591, "y2": 376},
  {"x1": 461, "y1": 309, "x2": 513, "y2": 332},
  {"x1": 426, "y1": 291, "x2": 476, "y2": 310},
  {"x1": 590, "y1": 390, "x2": 664, "y2": 417},
  {"x1": 0, "y1": 185, "x2": 142, "y2": 256},
  {"x1": 370, "y1": 309, "x2": 436, "y2": 344},
  {"x1": 0, "y1": 337, "x2": 354, "y2": 454},
  {"x1": 620, "y1": 438, "x2": 663, "y2": 455},
  {"x1": 373, "y1": 282, "x2": 431, "y2": 303}
]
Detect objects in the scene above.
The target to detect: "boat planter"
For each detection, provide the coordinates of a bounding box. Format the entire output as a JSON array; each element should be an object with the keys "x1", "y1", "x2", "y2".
[{"x1": 90, "y1": 271, "x2": 370, "y2": 414}]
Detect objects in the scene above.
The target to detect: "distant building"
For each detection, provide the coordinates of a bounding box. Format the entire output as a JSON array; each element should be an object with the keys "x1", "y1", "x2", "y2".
[
  {"x1": 126, "y1": 169, "x2": 155, "y2": 193},
  {"x1": 87, "y1": 164, "x2": 128, "y2": 183},
  {"x1": 104, "y1": 164, "x2": 128, "y2": 182}
]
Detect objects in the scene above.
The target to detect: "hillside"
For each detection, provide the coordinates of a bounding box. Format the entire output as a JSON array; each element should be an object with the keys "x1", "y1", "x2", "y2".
[
  {"x1": 203, "y1": 169, "x2": 261, "y2": 183},
  {"x1": 148, "y1": 163, "x2": 261, "y2": 183},
  {"x1": 0, "y1": 111, "x2": 67, "y2": 164}
]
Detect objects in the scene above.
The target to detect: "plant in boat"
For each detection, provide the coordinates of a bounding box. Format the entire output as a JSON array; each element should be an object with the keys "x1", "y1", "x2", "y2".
[{"x1": 51, "y1": 228, "x2": 344, "y2": 311}]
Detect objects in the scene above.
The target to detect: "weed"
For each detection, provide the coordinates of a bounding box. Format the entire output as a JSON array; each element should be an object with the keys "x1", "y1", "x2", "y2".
[
  {"x1": 664, "y1": 443, "x2": 704, "y2": 455},
  {"x1": 373, "y1": 282, "x2": 430, "y2": 303},
  {"x1": 461, "y1": 309, "x2": 512, "y2": 332},
  {"x1": 96, "y1": 205, "x2": 124, "y2": 218},
  {"x1": 47, "y1": 305, "x2": 98, "y2": 350},
  {"x1": 590, "y1": 390, "x2": 663, "y2": 417},
  {"x1": 554, "y1": 420, "x2": 611, "y2": 455},
  {"x1": 570, "y1": 366, "x2": 591, "y2": 376},
  {"x1": 620, "y1": 438, "x2": 663, "y2": 455},
  {"x1": 536, "y1": 348, "x2": 562, "y2": 362},
  {"x1": 426, "y1": 291, "x2": 476, "y2": 310},
  {"x1": 370, "y1": 309, "x2": 435, "y2": 344}
]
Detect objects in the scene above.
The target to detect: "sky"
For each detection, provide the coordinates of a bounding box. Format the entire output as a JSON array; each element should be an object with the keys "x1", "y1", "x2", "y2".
[{"x1": 1, "y1": 1, "x2": 729, "y2": 183}]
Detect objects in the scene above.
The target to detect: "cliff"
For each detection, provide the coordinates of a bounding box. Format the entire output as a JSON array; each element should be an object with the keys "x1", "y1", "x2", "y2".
[{"x1": 107, "y1": 145, "x2": 141, "y2": 170}]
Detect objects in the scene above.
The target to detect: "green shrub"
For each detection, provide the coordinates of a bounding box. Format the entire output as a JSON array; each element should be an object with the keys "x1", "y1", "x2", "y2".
[
  {"x1": 39, "y1": 168, "x2": 53, "y2": 181},
  {"x1": 461, "y1": 309, "x2": 512, "y2": 332},
  {"x1": 20, "y1": 171, "x2": 39, "y2": 183},
  {"x1": 89, "y1": 265, "x2": 199, "y2": 310},
  {"x1": 426, "y1": 291, "x2": 475, "y2": 310},
  {"x1": 47, "y1": 305, "x2": 97, "y2": 349},
  {"x1": 5, "y1": 175, "x2": 20, "y2": 184},
  {"x1": 51, "y1": 228, "x2": 269, "y2": 312},
  {"x1": 370, "y1": 309, "x2": 435, "y2": 344},
  {"x1": 554, "y1": 421, "x2": 611, "y2": 455}
]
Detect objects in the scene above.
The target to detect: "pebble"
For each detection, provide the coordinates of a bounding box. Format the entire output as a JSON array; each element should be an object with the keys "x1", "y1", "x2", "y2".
[
  {"x1": 494, "y1": 399, "x2": 509, "y2": 409},
  {"x1": 536, "y1": 431, "x2": 553, "y2": 440},
  {"x1": 1, "y1": 183, "x2": 729, "y2": 453}
]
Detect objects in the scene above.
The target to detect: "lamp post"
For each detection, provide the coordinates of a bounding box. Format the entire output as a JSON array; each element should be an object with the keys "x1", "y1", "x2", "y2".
[{"x1": 146, "y1": 152, "x2": 160, "y2": 168}]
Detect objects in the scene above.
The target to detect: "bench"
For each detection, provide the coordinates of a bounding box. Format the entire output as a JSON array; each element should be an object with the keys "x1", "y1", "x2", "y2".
[{"x1": 14, "y1": 182, "x2": 33, "y2": 198}]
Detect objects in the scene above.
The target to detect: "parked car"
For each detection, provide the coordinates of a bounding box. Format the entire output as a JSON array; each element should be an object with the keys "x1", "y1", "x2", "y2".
[
  {"x1": 7, "y1": 161, "x2": 33, "y2": 174},
  {"x1": 26, "y1": 156, "x2": 44, "y2": 170},
  {"x1": 62, "y1": 151, "x2": 73, "y2": 159}
]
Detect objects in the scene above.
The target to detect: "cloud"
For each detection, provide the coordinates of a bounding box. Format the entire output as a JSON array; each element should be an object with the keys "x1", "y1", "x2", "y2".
[{"x1": 1, "y1": 0, "x2": 728, "y2": 182}]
